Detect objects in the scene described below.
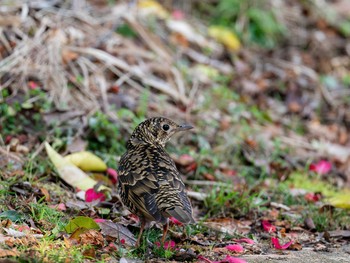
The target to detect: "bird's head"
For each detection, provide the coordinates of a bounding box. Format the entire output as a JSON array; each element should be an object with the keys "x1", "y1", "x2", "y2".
[{"x1": 128, "y1": 117, "x2": 193, "y2": 147}]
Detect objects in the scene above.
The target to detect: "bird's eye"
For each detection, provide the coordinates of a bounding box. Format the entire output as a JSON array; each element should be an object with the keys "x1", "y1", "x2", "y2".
[{"x1": 162, "y1": 124, "x2": 170, "y2": 131}]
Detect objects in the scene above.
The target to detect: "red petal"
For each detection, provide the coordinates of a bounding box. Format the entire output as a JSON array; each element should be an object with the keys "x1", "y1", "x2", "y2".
[
  {"x1": 155, "y1": 240, "x2": 176, "y2": 250},
  {"x1": 85, "y1": 188, "x2": 106, "y2": 202},
  {"x1": 169, "y1": 217, "x2": 183, "y2": 225},
  {"x1": 309, "y1": 160, "x2": 332, "y2": 175},
  {"x1": 261, "y1": 220, "x2": 276, "y2": 232},
  {"x1": 107, "y1": 168, "x2": 118, "y2": 184},
  {"x1": 225, "y1": 244, "x2": 244, "y2": 253},
  {"x1": 94, "y1": 218, "x2": 105, "y2": 223},
  {"x1": 28, "y1": 81, "x2": 39, "y2": 90},
  {"x1": 271, "y1": 237, "x2": 293, "y2": 250},
  {"x1": 304, "y1": 193, "x2": 321, "y2": 202},
  {"x1": 120, "y1": 239, "x2": 125, "y2": 244}
]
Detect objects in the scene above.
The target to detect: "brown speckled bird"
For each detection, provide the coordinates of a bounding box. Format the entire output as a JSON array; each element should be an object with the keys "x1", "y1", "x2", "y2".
[{"x1": 118, "y1": 117, "x2": 195, "y2": 246}]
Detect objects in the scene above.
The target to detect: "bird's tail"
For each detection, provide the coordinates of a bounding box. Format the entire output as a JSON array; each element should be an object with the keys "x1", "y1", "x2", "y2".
[{"x1": 166, "y1": 207, "x2": 195, "y2": 224}]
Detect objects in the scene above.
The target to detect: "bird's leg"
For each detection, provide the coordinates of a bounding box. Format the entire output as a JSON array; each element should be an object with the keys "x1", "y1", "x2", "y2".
[
  {"x1": 161, "y1": 219, "x2": 169, "y2": 245},
  {"x1": 136, "y1": 219, "x2": 146, "y2": 247}
]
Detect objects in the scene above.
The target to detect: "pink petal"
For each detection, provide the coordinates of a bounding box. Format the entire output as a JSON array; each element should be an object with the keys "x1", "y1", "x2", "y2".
[
  {"x1": 169, "y1": 217, "x2": 183, "y2": 225},
  {"x1": 234, "y1": 238, "x2": 255, "y2": 244},
  {"x1": 309, "y1": 160, "x2": 332, "y2": 175},
  {"x1": 155, "y1": 240, "x2": 176, "y2": 250},
  {"x1": 261, "y1": 220, "x2": 276, "y2": 232},
  {"x1": 304, "y1": 193, "x2": 321, "y2": 202},
  {"x1": 226, "y1": 244, "x2": 244, "y2": 253},
  {"x1": 271, "y1": 237, "x2": 293, "y2": 250},
  {"x1": 222, "y1": 255, "x2": 247, "y2": 263},
  {"x1": 172, "y1": 9, "x2": 185, "y2": 20},
  {"x1": 85, "y1": 188, "x2": 106, "y2": 202},
  {"x1": 106, "y1": 168, "x2": 118, "y2": 184},
  {"x1": 28, "y1": 81, "x2": 39, "y2": 90},
  {"x1": 94, "y1": 218, "x2": 106, "y2": 223}
]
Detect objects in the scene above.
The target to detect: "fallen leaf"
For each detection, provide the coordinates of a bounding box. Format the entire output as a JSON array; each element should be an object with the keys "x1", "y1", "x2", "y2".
[
  {"x1": 98, "y1": 220, "x2": 136, "y2": 246},
  {"x1": 208, "y1": 26, "x2": 241, "y2": 51},
  {"x1": 45, "y1": 142, "x2": 109, "y2": 191},
  {"x1": 271, "y1": 237, "x2": 293, "y2": 250},
  {"x1": 138, "y1": 0, "x2": 169, "y2": 19},
  {"x1": 80, "y1": 229, "x2": 104, "y2": 246},
  {"x1": 64, "y1": 151, "x2": 107, "y2": 172},
  {"x1": 65, "y1": 216, "x2": 100, "y2": 234},
  {"x1": 327, "y1": 192, "x2": 350, "y2": 208}
]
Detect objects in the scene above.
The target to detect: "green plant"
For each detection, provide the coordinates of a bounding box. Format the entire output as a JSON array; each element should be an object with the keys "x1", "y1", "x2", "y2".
[
  {"x1": 87, "y1": 111, "x2": 126, "y2": 156},
  {"x1": 204, "y1": 186, "x2": 256, "y2": 217},
  {"x1": 206, "y1": 0, "x2": 285, "y2": 47}
]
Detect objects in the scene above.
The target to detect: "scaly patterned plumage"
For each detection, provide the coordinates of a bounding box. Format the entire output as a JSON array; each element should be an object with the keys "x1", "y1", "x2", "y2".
[{"x1": 118, "y1": 117, "x2": 195, "y2": 246}]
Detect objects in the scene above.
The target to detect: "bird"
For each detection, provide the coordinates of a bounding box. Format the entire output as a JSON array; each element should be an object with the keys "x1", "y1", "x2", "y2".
[{"x1": 117, "y1": 117, "x2": 195, "y2": 247}]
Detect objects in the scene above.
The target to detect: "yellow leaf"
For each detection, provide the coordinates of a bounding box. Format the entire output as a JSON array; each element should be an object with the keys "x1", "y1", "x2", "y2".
[
  {"x1": 138, "y1": 0, "x2": 168, "y2": 19},
  {"x1": 64, "y1": 151, "x2": 107, "y2": 172},
  {"x1": 327, "y1": 192, "x2": 350, "y2": 209},
  {"x1": 208, "y1": 26, "x2": 241, "y2": 51},
  {"x1": 45, "y1": 142, "x2": 109, "y2": 191}
]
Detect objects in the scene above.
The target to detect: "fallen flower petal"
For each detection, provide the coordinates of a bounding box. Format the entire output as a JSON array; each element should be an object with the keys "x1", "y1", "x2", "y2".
[
  {"x1": 85, "y1": 188, "x2": 106, "y2": 202},
  {"x1": 234, "y1": 238, "x2": 255, "y2": 244},
  {"x1": 226, "y1": 244, "x2": 244, "y2": 253},
  {"x1": 305, "y1": 192, "x2": 321, "y2": 202},
  {"x1": 309, "y1": 160, "x2": 332, "y2": 175},
  {"x1": 155, "y1": 240, "x2": 176, "y2": 250},
  {"x1": 106, "y1": 168, "x2": 118, "y2": 184},
  {"x1": 169, "y1": 217, "x2": 183, "y2": 225},
  {"x1": 94, "y1": 218, "x2": 106, "y2": 223},
  {"x1": 271, "y1": 237, "x2": 293, "y2": 250},
  {"x1": 262, "y1": 220, "x2": 276, "y2": 232}
]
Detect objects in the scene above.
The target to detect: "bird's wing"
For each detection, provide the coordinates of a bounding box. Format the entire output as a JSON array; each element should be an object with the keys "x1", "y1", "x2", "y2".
[
  {"x1": 154, "y1": 153, "x2": 195, "y2": 223},
  {"x1": 118, "y1": 148, "x2": 163, "y2": 222}
]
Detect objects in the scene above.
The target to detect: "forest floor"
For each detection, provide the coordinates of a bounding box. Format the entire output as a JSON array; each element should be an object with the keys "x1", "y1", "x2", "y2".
[{"x1": 0, "y1": 0, "x2": 350, "y2": 262}]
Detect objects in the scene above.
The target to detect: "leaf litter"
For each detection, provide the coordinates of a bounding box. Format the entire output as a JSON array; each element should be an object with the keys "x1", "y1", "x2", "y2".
[{"x1": 0, "y1": 0, "x2": 350, "y2": 262}]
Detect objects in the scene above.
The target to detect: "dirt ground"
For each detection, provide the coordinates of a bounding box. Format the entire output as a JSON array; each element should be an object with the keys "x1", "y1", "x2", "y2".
[{"x1": 243, "y1": 244, "x2": 350, "y2": 263}]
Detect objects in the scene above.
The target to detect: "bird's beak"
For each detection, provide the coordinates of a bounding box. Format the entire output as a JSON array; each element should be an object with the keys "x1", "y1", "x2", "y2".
[{"x1": 177, "y1": 124, "x2": 193, "y2": 131}]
